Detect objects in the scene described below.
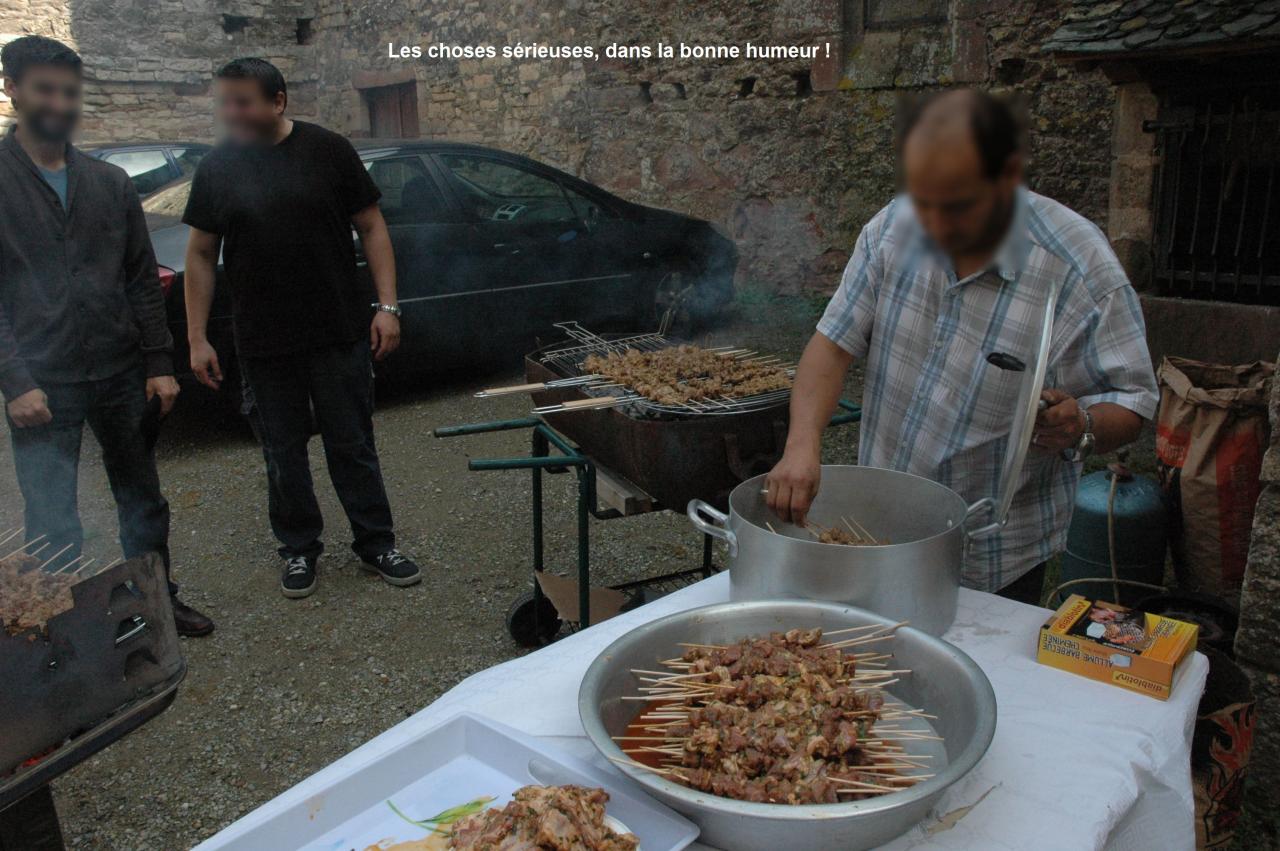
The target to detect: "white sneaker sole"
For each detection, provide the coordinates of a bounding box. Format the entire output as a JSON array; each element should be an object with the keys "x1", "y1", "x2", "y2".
[
  {"x1": 281, "y1": 577, "x2": 317, "y2": 598},
  {"x1": 360, "y1": 563, "x2": 422, "y2": 587}
]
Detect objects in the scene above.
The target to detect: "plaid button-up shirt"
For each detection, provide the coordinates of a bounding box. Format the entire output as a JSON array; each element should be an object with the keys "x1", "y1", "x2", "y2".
[{"x1": 817, "y1": 189, "x2": 1158, "y2": 592}]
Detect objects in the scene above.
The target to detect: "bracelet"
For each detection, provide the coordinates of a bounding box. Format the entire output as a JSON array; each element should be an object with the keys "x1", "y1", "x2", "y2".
[{"x1": 371, "y1": 302, "x2": 402, "y2": 317}]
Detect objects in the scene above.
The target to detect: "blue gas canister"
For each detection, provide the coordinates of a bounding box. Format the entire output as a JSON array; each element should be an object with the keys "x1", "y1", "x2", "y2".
[{"x1": 1058, "y1": 461, "x2": 1168, "y2": 606}]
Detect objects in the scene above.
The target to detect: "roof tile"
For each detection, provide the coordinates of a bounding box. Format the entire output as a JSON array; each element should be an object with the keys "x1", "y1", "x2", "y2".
[{"x1": 1044, "y1": 0, "x2": 1280, "y2": 53}]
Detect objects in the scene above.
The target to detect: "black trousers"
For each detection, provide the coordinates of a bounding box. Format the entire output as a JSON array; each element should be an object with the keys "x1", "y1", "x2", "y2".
[
  {"x1": 241, "y1": 340, "x2": 395, "y2": 562},
  {"x1": 996, "y1": 561, "x2": 1048, "y2": 607},
  {"x1": 7, "y1": 365, "x2": 175, "y2": 592}
]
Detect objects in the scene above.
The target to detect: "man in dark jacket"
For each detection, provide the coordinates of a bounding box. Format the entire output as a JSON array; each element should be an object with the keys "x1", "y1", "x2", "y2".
[{"x1": 0, "y1": 36, "x2": 213, "y2": 636}]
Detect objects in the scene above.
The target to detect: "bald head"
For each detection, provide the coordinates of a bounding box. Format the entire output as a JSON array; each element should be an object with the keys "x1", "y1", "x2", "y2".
[{"x1": 898, "y1": 89, "x2": 1022, "y2": 258}]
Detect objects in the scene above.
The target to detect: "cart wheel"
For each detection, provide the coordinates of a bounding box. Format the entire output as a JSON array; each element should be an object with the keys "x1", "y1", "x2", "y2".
[{"x1": 506, "y1": 591, "x2": 562, "y2": 647}]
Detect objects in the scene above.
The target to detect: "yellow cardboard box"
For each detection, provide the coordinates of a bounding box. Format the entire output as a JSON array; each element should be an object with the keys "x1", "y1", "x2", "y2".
[{"x1": 1036, "y1": 595, "x2": 1198, "y2": 700}]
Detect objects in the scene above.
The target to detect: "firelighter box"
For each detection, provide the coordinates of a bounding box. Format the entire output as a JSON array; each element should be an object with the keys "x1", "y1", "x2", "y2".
[{"x1": 1036, "y1": 594, "x2": 1198, "y2": 700}]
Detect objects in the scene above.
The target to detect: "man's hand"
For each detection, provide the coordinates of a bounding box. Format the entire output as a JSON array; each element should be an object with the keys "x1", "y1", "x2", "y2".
[
  {"x1": 146, "y1": 375, "x2": 181, "y2": 416},
  {"x1": 6, "y1": 388, "x2": 52, "y2": 428},
  {"x1": 1033, "y1": 388, "x2": 1086, "y2": 452},
  {"x1": 370, "y1": 311, "x2": 401, "y2": 362},
  {"x1": 765, "y1": 447, "x2": 822, "y2": 526},
  {"x1": 190, "y1": 340, "x2": 223, "y2": 390}
]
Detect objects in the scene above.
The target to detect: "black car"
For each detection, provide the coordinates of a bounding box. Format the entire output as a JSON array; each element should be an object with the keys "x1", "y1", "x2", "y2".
[
  {"x1": 142, "y1": 140, "x2": 737, "y2": 400},
  {"x1": 87, "y1": 142, "x2": 212, "y2": 197}
]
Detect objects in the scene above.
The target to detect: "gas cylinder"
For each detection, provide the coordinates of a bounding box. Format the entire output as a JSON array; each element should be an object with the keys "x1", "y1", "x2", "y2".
[{"x1": 1058, "y1": 459, "x2": 1168, "y2": 606}]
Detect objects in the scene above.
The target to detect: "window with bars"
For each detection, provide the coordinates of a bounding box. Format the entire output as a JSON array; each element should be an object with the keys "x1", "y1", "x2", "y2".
[{"x1": 1149, "y1": 85, "x2": 1280, "y2": 306}]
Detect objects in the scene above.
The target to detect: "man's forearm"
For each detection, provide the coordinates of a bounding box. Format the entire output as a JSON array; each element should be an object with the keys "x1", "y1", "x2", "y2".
[
  {"x1": 352, "y1": 205, "x2": 397, "y2": 305},
  {"x1": 785, "y1": 333, "x2": 856, "y2": 457},
  {"x1": 184, "y1": 254, "x2": 218, "y2": 343},
  {"x1": 1087, "y1": 402, "x2": 1143, "y2": 456},
  {"x1": 362, "y1": 224, "x2": 397, "y2": 305}
]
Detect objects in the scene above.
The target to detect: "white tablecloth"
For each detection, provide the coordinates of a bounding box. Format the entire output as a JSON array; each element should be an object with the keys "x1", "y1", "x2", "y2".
[{"x1": 198, "y1": 573, "x2": 1207, "y2": 851}]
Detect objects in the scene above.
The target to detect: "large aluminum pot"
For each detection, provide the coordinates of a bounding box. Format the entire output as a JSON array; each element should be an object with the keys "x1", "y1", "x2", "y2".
[
  {"x1": 579, "y1": 600, "x2": 997, "y2": 851},
  {"x1": 689, "y1": 466, "x2": 992, "y2": 635}
]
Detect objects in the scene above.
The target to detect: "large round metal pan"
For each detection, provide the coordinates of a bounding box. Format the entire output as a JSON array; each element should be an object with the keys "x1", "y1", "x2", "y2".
[{"x1": 579, "y1": 600, "x2": 997, "y2": 851}]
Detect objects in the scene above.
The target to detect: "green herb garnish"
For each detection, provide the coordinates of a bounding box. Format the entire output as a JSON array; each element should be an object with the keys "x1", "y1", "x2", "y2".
[{"x1": 386, "y1": 795, "x2": 496, "y2": 836}]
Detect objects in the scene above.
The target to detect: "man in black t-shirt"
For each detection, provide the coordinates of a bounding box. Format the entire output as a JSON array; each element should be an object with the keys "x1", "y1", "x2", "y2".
[{"x1": 182, "y1": 58, "x2": 421, "y2": 598}]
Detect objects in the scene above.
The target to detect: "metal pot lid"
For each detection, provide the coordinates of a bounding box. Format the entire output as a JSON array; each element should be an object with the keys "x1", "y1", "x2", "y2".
[{"x1": 968, "y1": 277, "x2": 1059, "y2": 539}]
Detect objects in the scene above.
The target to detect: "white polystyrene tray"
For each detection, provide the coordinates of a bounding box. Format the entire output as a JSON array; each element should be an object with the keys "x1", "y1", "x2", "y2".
[{"x1": 195, "y1": 712, "x2": 698, "y2": 851}]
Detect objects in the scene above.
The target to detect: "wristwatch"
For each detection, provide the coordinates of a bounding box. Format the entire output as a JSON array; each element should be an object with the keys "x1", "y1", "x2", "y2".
[
  {"x1": 371, "y1": 302, "x2": 402, "y2": 317},
  {"x1": 1065, "y1": 408, "x2": 1095, "y2": 462}
]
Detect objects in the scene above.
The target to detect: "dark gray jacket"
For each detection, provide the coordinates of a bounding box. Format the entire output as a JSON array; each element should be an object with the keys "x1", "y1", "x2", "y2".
[{"x1": 0, "y1": 130, "x2": 173, "y2": 401}]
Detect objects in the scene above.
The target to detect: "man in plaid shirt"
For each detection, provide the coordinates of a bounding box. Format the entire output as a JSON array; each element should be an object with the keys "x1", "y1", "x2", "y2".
[{"x1": 766, "y1": 90, "x2": 1158, "y2": 603}]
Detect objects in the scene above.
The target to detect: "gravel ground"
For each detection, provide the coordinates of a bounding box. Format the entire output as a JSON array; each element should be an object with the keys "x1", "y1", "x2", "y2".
[
  {"x1": 1, "y1": 302, "x2": 1173, "y2": 849},
  {"x1": 0, "y1": 307, "x2": 862, "y2": 850}
]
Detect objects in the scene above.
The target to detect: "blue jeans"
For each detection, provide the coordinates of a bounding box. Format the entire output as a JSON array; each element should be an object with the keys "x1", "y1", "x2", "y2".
[
  {"x1": 7, "y1": 365, "x2": 175, "y2": 592},
  {"x1": 241, "y1": 340, "x2": 395, "y2": 562}
]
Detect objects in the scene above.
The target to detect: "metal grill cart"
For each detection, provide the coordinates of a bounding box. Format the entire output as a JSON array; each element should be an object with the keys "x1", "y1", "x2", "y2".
[
  {"x1": 435, "y1": 324, "x2": 861, "y2": 647},
  {"x1": 0, "y1": 553, "x2": 186, "y2": 851}
]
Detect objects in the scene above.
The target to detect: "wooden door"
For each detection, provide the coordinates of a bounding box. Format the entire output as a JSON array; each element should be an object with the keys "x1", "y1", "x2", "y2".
[{"x1": 366, "y1": 82, "x2": 419, "y2": 138}]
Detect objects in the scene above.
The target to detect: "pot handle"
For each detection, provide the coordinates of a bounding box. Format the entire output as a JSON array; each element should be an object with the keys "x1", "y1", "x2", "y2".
[
  {"x1": 687, "y1": 500, "x2": 738, "y2": 557},
  {"x1": 964, "y1": 497, "x2": 1002, "y2": 540}
]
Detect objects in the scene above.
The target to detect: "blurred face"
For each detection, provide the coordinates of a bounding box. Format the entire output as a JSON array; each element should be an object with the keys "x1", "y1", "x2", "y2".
[
  {"x1": 214, "y1": 77, "x2": 285, "y2": 144},
  {"x1": 3, "y1": 63, "x2": 81, "y2": 142},
  {"x1": 902, "y1": 133, "x2": 1021, "y2": 257}
]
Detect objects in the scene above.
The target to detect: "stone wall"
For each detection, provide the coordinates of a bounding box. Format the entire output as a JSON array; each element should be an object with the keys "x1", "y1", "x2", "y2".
[
  {"x1": 0, "y1": 0, "x2": 320, "y2": 141},
  {"x1": 1, "y1": 0, "x2": 1115, "y2": 292},
  {"x1": 304, "y1": 0, "x2": 1117, "y2": 294},
  {"x1": 1235, "y1": 352, "x2": 1280, "y2": 849}
]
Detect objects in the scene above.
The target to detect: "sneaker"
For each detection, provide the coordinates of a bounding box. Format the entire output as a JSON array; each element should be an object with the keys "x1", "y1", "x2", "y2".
[
  {"x1": 281, "y1": 555, "x2": 318, "y2": 599},
  {"x1": 362, "y1": 549, "x2": 422, "y2": 587}
]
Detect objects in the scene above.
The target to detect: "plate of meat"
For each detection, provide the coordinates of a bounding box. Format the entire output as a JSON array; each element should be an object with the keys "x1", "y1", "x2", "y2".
[{"x1": 193, "y1": 713, "x2": 696, "y2": 851}]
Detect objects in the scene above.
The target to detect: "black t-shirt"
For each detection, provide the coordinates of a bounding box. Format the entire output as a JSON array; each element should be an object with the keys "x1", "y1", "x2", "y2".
[{"x1": 182, "y1": 121, "x2": 381, "y2": 359}]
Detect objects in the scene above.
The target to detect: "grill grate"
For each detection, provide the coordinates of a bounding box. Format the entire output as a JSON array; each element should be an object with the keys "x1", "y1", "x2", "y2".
[
  {"x1": 535, "y1": 322, "x2": 793, "y2": 417},
  {"x1": 1150, "y1": 86, "x2": 1280, "y2": 305}
]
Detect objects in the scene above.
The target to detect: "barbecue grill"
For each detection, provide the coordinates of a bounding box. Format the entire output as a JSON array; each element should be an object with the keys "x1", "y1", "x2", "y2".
[
  {"x1": 438, "y1": 323, "x2": 860, "y2": 647},
  {"x1": 0, "y1": 553, "x2": 185, "y2": 850}
]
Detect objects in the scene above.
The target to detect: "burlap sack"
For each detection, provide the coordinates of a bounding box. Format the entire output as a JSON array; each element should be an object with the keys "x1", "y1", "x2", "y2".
[{"x1": 1156, "y1": 358, "x2": 1275, "y2": 599}]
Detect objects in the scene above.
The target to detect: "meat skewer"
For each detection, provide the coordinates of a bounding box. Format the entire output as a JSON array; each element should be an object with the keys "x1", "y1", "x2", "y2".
[{"x1": 616, "y1": 626, "x2": 939, "y2": 805}]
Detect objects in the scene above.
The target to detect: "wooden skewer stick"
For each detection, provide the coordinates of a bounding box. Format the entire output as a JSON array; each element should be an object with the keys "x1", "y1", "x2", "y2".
[
  {"x1": 831, "y1": 778, "x2": 899, "y2": 793},
  {"x1": 612, "y1": 735, "x2": 676, "y2": 741},
  {"x1": 622, "y1": 746, "x2": 683, "y2": 757},
  {"x1": 39, "y1": 543, "x2": 76, "y2": 570},
  {"x1": 846, "y1": 514, "x2": 875, "y2": 539},
  {"x1": 822, "y1": 623, "x2": 889, "y2": 637},
  {"x1": 840, "y1": 516, "x2": 868, "y2": 544},
  {"x1": 855, "y1": 677, "x2": 900, "y2": 690},
  {"x1": 89, "y1": 557, "x2": 123, "y2": 578},
  {"x1": 607, "y1": 755, "x2": 687, "y2": 780},
  {"x1": 2, "y1": 534, "x2": 47, "y2": 560}
]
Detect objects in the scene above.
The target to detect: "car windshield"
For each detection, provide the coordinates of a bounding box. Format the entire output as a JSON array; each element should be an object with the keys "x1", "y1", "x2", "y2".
[{"x1": 141, "y1": 178, "x2": 193, "y2": 218}]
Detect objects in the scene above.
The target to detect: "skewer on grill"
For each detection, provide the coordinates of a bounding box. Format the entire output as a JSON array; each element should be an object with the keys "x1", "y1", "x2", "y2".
[
  {"x1": 474, "y1": 374, "x2": 606, "y2": 397},
  {"x1": 2, "y1": 534, "x2": 47, "y2": 560}
]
